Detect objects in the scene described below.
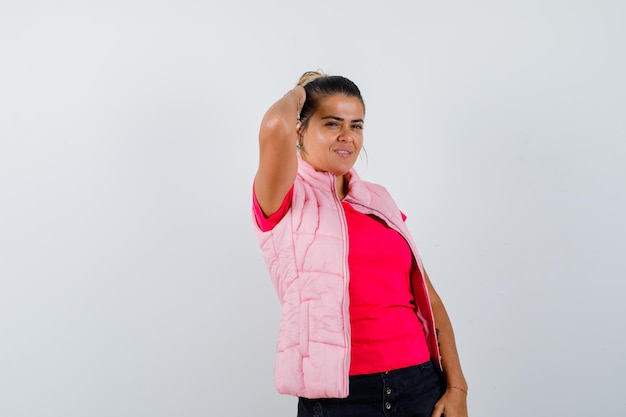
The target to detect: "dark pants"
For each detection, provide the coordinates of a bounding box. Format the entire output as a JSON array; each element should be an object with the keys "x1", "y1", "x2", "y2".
[{"x1": 297, "y1": 361, "x2": 446, "y2": 417}]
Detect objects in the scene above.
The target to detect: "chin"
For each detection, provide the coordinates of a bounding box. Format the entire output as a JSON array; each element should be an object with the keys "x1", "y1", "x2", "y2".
[{"x1": 331, "y1": 166, "x2": 353, "y2": 177}]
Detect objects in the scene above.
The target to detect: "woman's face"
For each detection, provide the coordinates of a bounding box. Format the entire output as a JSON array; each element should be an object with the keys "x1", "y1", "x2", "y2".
[{"x1": 300, "y1": 94, "x2": 365, "y2": 176}]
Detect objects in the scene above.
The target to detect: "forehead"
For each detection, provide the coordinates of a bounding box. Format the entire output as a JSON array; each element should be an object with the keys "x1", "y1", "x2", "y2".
[{"x1": 315, "y1": 94, "x2": 365, "y2": 118}]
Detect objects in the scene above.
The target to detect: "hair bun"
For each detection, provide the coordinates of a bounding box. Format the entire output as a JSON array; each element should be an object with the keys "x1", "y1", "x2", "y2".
[{"x1": 296, "y1": 70, "x2": 327, "y2": 87}]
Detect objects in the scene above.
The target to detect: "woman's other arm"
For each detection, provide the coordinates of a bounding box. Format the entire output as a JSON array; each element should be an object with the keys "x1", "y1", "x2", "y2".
[{"x1": 424, "y1": 269, "x2": 469, "y2": 417}]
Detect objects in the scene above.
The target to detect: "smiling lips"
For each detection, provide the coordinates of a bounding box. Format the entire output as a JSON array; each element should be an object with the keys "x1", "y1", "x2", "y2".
[{"x1": 334, "y1": 149, "x2": 353, "y2": 158}]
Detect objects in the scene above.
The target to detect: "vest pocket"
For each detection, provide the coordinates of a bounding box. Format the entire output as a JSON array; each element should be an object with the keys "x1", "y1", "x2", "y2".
[{"x1": 299, "y1": 300, "x2": 309, "y2": 357}]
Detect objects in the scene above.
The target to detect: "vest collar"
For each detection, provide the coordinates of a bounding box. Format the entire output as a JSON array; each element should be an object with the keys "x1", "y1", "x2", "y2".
[{"x1": 296, "y1": 156, "x2": 370, "y2": 204}]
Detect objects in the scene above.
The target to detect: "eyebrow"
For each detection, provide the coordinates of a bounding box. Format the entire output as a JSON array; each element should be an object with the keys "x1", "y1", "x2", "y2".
[{"x1": 321, "y1": 116, "x2": 365, "y2": 123}]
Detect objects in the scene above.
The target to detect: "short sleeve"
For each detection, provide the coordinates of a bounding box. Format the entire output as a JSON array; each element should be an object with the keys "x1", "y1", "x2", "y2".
[{"x1": 252, "y1": 185, "x2": 294, "y2": 232}]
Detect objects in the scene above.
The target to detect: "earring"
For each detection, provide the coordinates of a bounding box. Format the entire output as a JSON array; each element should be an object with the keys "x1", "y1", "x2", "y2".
[{"x1": 296, "y1": 130, "x2": 303, "y2": 150}]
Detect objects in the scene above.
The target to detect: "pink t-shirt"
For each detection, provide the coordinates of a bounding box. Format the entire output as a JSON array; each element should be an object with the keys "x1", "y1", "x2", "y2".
[{"x1": 253, "y1": 187, "x2": 430, "y2": 375}]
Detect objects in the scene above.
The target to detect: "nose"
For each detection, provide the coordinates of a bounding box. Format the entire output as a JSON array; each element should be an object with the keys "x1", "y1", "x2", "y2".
[{"x1": 338, "y1": 127, "x2": 354, "y2": 142}]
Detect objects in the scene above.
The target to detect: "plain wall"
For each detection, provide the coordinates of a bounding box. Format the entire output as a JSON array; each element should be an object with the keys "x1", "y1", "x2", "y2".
[{"x1": 1, "y1": 1, "x2": 625, "y2": 416}]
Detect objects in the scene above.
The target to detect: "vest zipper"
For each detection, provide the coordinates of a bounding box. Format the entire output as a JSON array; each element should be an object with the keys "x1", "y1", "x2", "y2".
[{"x1": 330, "y1": 173, "x2": 351, "y2": 395}]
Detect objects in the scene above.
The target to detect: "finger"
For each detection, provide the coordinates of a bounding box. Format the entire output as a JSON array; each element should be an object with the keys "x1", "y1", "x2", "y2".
[{"x1": 431, "y1": 402, "x2": 445, "y2": 417}]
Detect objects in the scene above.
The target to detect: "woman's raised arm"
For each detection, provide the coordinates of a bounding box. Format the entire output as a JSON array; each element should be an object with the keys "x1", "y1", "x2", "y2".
[{"x1": 253, "y1": 85, "x2": 305, "y2": 216}]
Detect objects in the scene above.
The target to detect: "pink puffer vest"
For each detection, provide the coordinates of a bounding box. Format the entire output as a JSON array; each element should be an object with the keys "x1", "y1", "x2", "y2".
[{"x1": 253, "y1": 158, "x2": 441, "y2": 399}]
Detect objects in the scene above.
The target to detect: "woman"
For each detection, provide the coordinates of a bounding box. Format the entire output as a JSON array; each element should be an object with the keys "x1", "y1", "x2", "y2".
[{"x1": 252, "y1": 71, "x2": 468, "y2": 417}]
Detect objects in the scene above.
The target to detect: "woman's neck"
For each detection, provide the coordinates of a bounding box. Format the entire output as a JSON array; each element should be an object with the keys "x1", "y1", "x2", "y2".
[{"x1": 335, "y1": 175, "x2": 348, "y2": 200}]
